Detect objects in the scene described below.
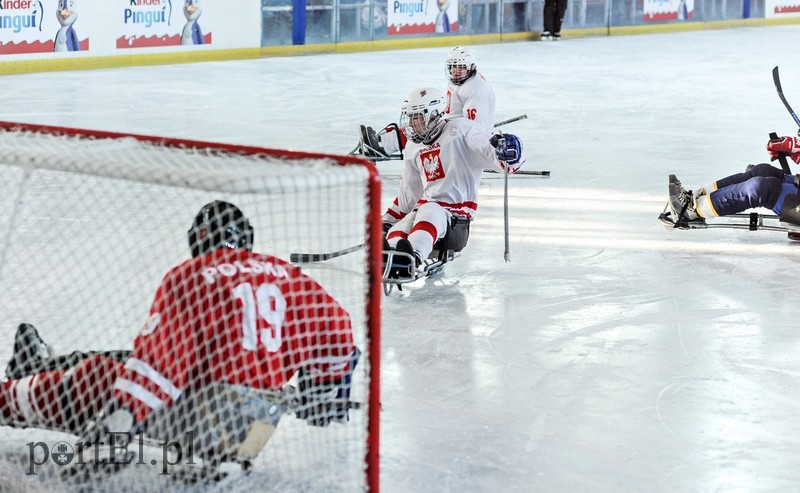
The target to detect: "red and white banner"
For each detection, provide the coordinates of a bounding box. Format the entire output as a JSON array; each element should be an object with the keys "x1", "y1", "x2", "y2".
[
  {"x1": 117, "y1": 0, "x2": 212, "y2": 49},
  {"x1": 643, "y1": 0, "x2": 694, "y2": 21},
  {"x1": 0, "y1": 0, "x2": 256, "y2": 62},
  {"x1": 765, "y1": 0, "x2": 800, "y2": 17},
  {"x1": 387, "y1": 0, "x2": 458, "y2": 35},
  {"x1": 0, "y1": 0, "x2": 90, "y2": 55}
]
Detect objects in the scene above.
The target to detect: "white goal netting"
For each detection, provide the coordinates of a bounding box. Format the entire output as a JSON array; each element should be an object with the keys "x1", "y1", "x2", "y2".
[{"x1": 0, "y1": 122, "x2": 381, "y2": 493}]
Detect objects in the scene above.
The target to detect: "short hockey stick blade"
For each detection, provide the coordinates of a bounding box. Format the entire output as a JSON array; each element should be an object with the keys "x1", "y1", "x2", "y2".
[
  {"x1": 494, "y1": 114, "x2": 528, "y2": 128},
  {"x1": 290, "y1": 244, "x2": 364, "y2": 263}
]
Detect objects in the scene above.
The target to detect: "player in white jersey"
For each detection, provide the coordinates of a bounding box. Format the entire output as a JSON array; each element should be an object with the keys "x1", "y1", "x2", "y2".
[
  {"x1": 358, "y1": 46, "x2": 496, "y2": 159},
  {"x1": 444, "y1": 45, "x2": 495, "y2": 130},
  {"x1": 382, "y1": 87, "x2": 523, "y2": 279}
]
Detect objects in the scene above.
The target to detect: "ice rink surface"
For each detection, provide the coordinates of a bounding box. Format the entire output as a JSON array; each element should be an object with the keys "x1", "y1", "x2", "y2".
[{"x1": 4, "y1": 25, "x2": 800, "y2": 492}]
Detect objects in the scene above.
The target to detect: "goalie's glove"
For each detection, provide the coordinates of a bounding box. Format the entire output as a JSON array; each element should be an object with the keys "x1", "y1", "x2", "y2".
[
  {"x1": 490, "y1": 133, "x2": 522, "y2": 166},
  {"x1": 295, "y1": 376, "x2": 351, "y2": 427},
  {"x1": 295, "y1": 348, "x2": 360, "y2": 427},
  {"x1": 766, "y1": 135, "x2": 800, "y2": 164}
]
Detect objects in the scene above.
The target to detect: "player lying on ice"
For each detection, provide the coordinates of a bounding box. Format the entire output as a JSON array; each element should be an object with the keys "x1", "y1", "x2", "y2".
[
  {"x1": 381, "y1": 86, "x2": 524, "y2": 283},
  {"x1": 358, "y1": 45, "x2": 496, "y2": 160},
  {"x1": 663, "y1": 134, "x2": 800, "y2": 229},
  {"x1": 0, "y1": 200, "x2": 360, "y2": 476}
]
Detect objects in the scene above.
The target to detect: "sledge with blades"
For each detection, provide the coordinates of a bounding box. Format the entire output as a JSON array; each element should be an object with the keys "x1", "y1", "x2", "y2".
[{"x1": 381, "y1": 217, "x2": 471, "y2": 295}]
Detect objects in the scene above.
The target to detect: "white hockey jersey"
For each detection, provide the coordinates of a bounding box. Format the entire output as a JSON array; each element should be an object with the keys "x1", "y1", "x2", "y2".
[
  {"x1": 383, "y1": 118, "x2": 523, "y2": 223},
  {"x1": 446, "y1": 72, "x2": 496, "y2": 130}
]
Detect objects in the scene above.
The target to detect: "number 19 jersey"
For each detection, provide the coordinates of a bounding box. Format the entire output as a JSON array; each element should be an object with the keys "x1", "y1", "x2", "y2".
[{"x1": 113, "y1": 248, "x2": 355, "y2": 423}]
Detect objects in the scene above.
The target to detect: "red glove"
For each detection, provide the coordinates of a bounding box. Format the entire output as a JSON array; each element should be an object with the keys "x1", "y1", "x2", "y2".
[{"x1": 766, "y1": 135, "x2": 800, "y2": 164}]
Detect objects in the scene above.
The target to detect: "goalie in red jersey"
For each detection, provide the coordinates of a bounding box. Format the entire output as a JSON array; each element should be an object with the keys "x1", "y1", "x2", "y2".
[{"x1": 0, "y1": 201, "x2": 360, "y2": 466}]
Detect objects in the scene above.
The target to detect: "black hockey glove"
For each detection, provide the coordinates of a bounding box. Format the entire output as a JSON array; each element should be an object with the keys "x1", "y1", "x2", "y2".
[
  {"x1": 295, "y1": 348, "x2": 360, "y2": 427},
  {"x1": 295, "y1": 376, "x2": 350, "y2": 427}
]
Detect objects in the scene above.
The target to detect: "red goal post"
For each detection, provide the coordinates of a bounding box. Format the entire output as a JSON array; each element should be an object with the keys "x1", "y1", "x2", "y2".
[{"x1": 0, "y1": 121, "x2": 381, "y2": 492}]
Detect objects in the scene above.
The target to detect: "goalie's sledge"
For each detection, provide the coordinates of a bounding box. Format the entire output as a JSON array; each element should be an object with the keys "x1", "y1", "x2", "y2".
[
  {"x1": 58, "y1": 437, "x2": 248, "y2": 487},
  {"x1": 57, "y1": 384, "x2": 291, "y2": 486},
  {"x1": 58, "y1": 383, "x2": 363, "y2": 486}
]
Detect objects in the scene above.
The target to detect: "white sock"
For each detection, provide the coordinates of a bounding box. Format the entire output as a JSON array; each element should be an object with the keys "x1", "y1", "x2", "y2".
[{"x1": 695, "y1": 194, "x2": 718, "y2": 218}]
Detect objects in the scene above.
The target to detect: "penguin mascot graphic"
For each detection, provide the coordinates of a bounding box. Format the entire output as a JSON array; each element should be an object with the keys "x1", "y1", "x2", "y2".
[
  {"x1": 54, "y1": 0, "x2": 79, "y2": 52},
  {"x1": 181, "y1": 0, "x2": 204, "y2": 45},
  {"x1": 434, "y1": 0, "x2": 451, "y2": 32}
]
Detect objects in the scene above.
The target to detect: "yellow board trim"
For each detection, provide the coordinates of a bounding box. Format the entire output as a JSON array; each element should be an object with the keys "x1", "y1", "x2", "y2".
[
  {"x1": 1, "y1": 47, "x2": 263, "y2": 75},
  {"x1": 2, "y1": 18, "x2": 800, "y2": 75}
]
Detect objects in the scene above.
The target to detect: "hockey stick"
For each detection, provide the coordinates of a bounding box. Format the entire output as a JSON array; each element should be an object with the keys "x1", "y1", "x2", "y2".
[
  {"x1": 772, "y1": 66, "x2": 800, "y2": 128},
  {"x1": 495, "y1": 130, "x2": 511, "y2": 262},
  {"x1": 263, "y1": 385, "x2": 364, "y2": 411},
  {"x1": 290, "y1": 244, "x2": 364, "y2": 263},
  {"x1": 494, "y1": 114, "x2": 528, "y2": 128},
  {"x1": 769, "y1": 67, "x2": 794, "y2": 174},
  {"x1": 503, "y1": 160, "x2": 510, "y2": 262},
  {"x1": 484, "y1": 169, "x2": 550, "y2": 176}
]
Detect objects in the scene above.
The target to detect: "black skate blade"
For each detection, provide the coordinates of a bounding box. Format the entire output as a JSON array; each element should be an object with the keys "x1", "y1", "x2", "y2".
[
  {"x1": 659, "y1": 210, "x2": 689, "y2": 229},
  {"x1": 659, "y1": 207, "x2": 706, "y2": 230},
  {"x1": 425, "y1": 264, "x2": 446, "y2": 278}
]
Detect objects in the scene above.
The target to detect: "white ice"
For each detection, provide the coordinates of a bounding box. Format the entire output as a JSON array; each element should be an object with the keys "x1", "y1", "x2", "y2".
[{"x1": 3, "y1": 25, "x2": 800, "y2": 492}]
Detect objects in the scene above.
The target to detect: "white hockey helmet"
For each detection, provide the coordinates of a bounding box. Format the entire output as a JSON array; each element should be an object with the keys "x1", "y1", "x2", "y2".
[
  {"x1": 400, "y1": 87, "x2": 447, "y2": 145},
  {"x1": 446, "y1": 46, "x2": 477, "y2": 85}
]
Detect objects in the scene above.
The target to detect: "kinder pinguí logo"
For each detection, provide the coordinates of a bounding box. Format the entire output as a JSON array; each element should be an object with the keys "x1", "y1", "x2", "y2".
[
  {"x1": 0, "y1": 0, "x2": 44, "y2": 34},
  {"x1": 124, "y1": 0, "x2": 172, "y2": 28}
]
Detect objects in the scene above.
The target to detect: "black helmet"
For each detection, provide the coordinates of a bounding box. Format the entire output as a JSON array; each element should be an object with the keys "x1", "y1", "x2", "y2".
[{"x1": 187, "y1": 201, "x2": 254, "y2": 258}]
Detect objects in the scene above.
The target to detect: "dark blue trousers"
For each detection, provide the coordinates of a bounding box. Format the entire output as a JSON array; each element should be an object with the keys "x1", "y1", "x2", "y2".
[{"x1": 711, "y1": 163, "x2": 798, "y2": 216}]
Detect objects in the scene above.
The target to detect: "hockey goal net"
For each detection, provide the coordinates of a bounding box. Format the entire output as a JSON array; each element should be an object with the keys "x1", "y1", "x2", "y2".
[{"x1": 0, "y1": 121, "x2": 381, "y2": 492}]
